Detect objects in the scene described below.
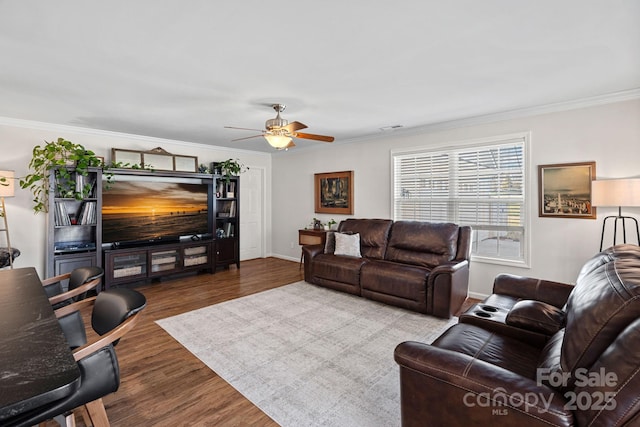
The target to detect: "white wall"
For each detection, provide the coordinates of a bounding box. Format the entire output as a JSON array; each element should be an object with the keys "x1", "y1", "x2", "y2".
[
  {"x1": 271, "y1": 99, "x2": 640, "y2": 298},
  {"x1": 3, "y1": 98, "x2": 639, "y2": 296},
  {"x1": 0, "y1": 119, "x2": 271, "y2": 278}
]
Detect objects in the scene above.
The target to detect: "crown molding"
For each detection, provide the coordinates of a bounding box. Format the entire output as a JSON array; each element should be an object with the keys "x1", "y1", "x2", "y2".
[
  {"x1": 2, "y1": 88, "x2": 638, "y2": 155},
  {"x1": 340, "y1": 88, "x2": 640, "y2": 145}
]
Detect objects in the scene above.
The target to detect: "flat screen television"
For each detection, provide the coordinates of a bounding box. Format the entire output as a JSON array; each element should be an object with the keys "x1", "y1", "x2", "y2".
[{"x1": 102, "y1": 173, "x2": 213, "y2": 247}]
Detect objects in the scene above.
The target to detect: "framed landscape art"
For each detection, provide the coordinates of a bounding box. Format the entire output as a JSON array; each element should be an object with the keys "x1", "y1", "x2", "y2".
[
  {"x1": 538, "y1": 161, "x2": 596, "y2": 219},
  {"x1": 314, "y1": 171, "x2": 354, "y2": 215}
]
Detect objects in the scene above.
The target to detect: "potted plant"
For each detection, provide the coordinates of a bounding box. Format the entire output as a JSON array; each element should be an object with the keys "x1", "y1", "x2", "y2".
[
  {"x1": 327, "y1": 219, "x2": 337, "y2": 230},
  {"x1": 214, "y1": 158, "x2": 249, "y2": 183},
  {"x1": 19, "y1": 138, "x2": 102, "y2": 213}
]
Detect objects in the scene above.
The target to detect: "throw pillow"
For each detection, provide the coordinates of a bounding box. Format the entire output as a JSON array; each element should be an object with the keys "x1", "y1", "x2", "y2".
[
  {"x1": 324, "y1": 232, "x2": 336, "y2": 254},
  {"x1": 324, "y1": 231, "x2": 354, "y2": 254},
  {"x1": 334, "y1": 232, "x2": 361, "y2": 257}
]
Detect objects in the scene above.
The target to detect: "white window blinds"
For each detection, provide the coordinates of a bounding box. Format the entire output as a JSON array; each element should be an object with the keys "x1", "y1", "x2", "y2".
[{"x1": 393, "y1": 135, "x2": 526, "y2": 262}]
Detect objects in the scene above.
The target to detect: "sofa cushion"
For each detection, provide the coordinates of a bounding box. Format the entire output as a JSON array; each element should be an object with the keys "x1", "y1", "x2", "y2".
[
  {"x1": 361, "y1": 260, "x2": 430, "y2": 311},
  {"x1": 385, "y1": 221, "x2": 459, "y2": 268},
  {"x1": 433, "y1": 323, "x2": 541, "y2": 379},
  {"x1": 561, "y1": 245, "x2": 640, "y2": 385},
  {"x1": 338, "y1": 219, "x2": 392, "y2": 259},
  {"x1": 309, "y1": 253, "x2": 367, "y2": 286},
  {"x1": 334, "y1": 232, "x2": 361, "y2": 257},
  {"x1": 324, "y1": 231, "x2": 354, "y2": 254}
]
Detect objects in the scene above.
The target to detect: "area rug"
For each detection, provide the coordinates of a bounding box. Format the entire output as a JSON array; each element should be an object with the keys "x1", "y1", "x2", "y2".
[{"x1": 156, "y1": 281, "x2": 457, "y2": 427}]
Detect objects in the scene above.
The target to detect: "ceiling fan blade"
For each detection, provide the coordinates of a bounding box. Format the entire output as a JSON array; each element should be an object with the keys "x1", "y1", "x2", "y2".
[
  {"x1": 283, "y1": 121, "x2": 307, "y2": 132},
  {"x1": 231, "y1": 134, "x2": 264, "y2": 142},
  {"x1": 293, "y1": 132, "x2": 335, "y2": 142},
  {"x1": 285, "y1": 140, "x2": 296, "y2": 149},
  {"x1": 225, "y1": 126, "x2": 265, "y2": 132}
]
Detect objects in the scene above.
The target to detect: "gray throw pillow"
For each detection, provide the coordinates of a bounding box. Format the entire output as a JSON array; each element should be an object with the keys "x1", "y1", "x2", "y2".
[{"x1": 334, "y1": 232, "x2": 361, "y2": 257}]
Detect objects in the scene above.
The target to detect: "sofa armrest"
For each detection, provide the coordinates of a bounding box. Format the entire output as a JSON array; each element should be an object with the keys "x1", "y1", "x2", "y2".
[
  {"x1": 302, "y1": 244, "x2": 324, "y2": 282},
  {"x1": 394, "y1": 341, "x2": 573, "y2": 427},
  {"x1": 428, "y1": 260, "x2": 469, "y2": 318},
  {"x1": 492, "y1": 274, "x2": 573, "y2": 308},
  {"x1": 302, "y1": 244, "x2": 324, "y2": 260}
]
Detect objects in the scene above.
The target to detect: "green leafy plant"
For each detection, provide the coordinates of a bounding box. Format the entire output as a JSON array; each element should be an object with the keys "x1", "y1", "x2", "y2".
[
  {"x1": 19, "y1": 138, "x2": 102, "y2": 213},
  {"x1": 215, "y1": 158, "x2": 249, "y2": 183}
]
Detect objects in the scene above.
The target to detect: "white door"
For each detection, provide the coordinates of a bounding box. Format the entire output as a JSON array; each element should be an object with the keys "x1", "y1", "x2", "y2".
[{"x1": 240, "y1": 167, "x2": 264, "y2": 260}]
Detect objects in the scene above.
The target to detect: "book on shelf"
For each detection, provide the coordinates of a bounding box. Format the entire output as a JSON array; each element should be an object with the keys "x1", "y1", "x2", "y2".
[
  {"x1": 54, "y1": 201, "x2": 71, "y2": 226},
  {"x1": 218, "y1": 200, "x2": 236, "y2": 218},
  {"x1": 224, "y1": 222, "x2": 234, "y2": 237},
  {"x1": 76, "y1": 201, "x2": 97, "y2": 225},
  {"x1": 75, "y1": 174, "x2": 97, "y2": 198}
]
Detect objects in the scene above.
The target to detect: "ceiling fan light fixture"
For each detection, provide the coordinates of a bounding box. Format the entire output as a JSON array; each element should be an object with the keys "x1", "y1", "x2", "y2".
[{"x1": 264, "y1": 134, "x2": 292, "y2": 148}]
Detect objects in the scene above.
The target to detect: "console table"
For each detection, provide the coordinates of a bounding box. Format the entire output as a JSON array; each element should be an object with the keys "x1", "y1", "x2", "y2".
[
  {"x1": 298, "y1": 229, "x2": 330, "y2": 266},
  {"x1": 0, "y1": 267, "x2": 80, "y2": 421}
]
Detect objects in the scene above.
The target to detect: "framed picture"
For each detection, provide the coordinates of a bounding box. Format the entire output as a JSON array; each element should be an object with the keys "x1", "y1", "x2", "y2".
[
  {"x1": 112, "y1": 149, "x2": 142, "y2": 168},
  {"x1": 174, "y1": 155, "x2": 198, "y2": 172},
  {"x1": 111, "y1": 147, "x2": 198, "y2": 173},
  {"x1": 315, "y1": 171, "x2": 354, "y2": 215},
  {"x1": 143, "y1": 153, "x2": 174, "y2": 171},
  {"x1": 538, "y1": 161, "x2": 596, "y2": 219}
]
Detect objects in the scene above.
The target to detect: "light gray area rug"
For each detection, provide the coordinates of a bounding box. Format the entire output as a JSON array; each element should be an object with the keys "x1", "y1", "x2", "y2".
[{"x1": 156, "y1": 281, "x2": 456, "y2": 427}]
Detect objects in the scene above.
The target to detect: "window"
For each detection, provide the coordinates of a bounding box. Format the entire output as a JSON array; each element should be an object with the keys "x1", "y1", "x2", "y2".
[{"x1": 392, "y1": 133, "x2": 528, "y2": 264}]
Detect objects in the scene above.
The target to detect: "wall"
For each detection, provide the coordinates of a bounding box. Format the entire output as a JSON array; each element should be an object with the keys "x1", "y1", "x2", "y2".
[
  {"x1": 271, "y1": 98, "x2": 640, "y2": 298},
  {"x1": 0, "y1": 119, "x2": 271, "y2": 278}
]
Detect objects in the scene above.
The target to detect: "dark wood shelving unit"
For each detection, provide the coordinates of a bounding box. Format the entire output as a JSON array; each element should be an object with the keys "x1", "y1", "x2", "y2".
[
  {"x1": 46, "y1": 167, "x2": 102, "y2": 291},
  {"x1": 213, "y1": 173, "x2": 240, "y2": 269}
]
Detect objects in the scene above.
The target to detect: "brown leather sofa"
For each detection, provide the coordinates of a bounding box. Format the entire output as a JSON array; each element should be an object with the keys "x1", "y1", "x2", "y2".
[
  {"x1": 303, "y1": 219, "x2": 471, "y2": 318},
  {"x1": 394, "y1": 244, "x2": 640, "y2": 426}
]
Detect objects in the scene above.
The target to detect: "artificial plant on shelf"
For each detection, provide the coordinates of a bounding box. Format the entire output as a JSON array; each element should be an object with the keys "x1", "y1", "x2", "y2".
[{"x1": 19, "y1": 138, "x2": 103, "y2": 213}]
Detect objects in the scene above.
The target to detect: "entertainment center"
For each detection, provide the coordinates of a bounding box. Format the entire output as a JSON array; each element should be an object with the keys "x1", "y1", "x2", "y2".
[{"x1": 46, "y1": 167, "x2": 240, "y2": 290}]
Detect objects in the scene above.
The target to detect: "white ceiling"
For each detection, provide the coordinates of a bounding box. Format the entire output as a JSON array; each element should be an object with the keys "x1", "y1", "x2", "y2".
[{"x1": 1, "y1": 1, "x2": 639, "y2": 153}]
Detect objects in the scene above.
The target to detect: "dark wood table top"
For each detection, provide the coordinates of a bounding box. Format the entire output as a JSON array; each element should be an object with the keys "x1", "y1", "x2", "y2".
[{"x1": 0, "y1": 267, "x2": 80, "y2": 421}]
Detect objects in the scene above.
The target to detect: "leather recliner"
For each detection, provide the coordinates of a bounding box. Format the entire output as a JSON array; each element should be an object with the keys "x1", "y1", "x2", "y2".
[{"x1": 394, "y1": 244, "x2": 640, "y2": 426}]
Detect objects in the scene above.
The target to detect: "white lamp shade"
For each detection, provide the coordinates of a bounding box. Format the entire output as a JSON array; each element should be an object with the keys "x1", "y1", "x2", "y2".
[
  {"x1": 0, "y1": 170, "x2": 15, "y2": 198},
  {"x1": 591, "y1": 178, "x2": 640, "y2": 207},
  {"x1": 264, "y1": 134, "x2": 292, "y2": 149}
]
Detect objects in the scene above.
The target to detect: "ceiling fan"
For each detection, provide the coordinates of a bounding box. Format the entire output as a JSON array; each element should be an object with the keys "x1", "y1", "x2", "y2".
[{"x1": 225, "y1": 104, "x2": 335, "y2": 150}]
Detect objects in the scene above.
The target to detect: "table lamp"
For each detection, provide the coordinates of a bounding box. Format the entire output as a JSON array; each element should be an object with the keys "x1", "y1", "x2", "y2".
[
  {"x1": 591, "y1": 178, "x2": 640, "y2": 251},
  {"x1": 0, "y1": 170, "x2": 15, "y2": 268}
]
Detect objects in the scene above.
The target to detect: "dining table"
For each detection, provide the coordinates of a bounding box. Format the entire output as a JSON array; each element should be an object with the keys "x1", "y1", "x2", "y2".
[{"x1": 0, "y1": 267, "x2": 80, "y2": 421}]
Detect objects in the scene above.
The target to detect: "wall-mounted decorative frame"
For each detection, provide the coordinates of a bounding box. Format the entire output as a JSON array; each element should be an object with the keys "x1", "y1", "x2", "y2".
[
  {"x1": 314, "y1": 170, "x2": 354, "y2": 215},
  {"x1": 111, "y1": 147, "x2": 198, "y2": 172},
  {"x1": 538, "y1": 161, "x2": 596, "y2": 219}
]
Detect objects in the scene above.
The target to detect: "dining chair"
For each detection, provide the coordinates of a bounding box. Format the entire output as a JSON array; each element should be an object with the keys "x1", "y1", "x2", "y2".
[
  {"x1": 42, "y1": 266, "x2": 104, "y2": 308},
  {"x1": 3, "y1": 287, "x2": 147, "y2": 427}
]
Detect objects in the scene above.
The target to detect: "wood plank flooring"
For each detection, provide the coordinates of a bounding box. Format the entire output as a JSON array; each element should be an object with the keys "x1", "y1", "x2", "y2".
[{"x1": 53, "y1": 257, "x2": 478, "y2": 427}]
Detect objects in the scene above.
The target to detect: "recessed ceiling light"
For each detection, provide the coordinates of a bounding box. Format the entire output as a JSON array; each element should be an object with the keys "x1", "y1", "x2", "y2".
[{"x1": 379, "y1": 125, "x2": 403, "y2": 131}]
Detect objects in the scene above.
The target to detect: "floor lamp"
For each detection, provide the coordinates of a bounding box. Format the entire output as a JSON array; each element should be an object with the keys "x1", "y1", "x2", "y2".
[
  {"x1": 0, "y1": 170, "x2": 15, "y2": 268},
  {"x1": 591, "y1": 178, "x2": 640, "y2": 251}
]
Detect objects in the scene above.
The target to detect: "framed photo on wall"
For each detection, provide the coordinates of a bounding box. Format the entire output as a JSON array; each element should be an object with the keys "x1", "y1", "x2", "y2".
[
  {"x1": 314, "y1": 171, "x2": 354, "y2": 215},
  {"x1": 538, "y1": 161, "x2": 596, "y2": 219}
]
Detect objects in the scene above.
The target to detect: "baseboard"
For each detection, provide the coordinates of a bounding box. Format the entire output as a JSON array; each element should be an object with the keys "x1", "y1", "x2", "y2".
[
  {"x1": 271, "y1": 253, "x2": 299, "y2": 263},
  {"x1": 468, "y1": 291, "x2": 489, "y2": 301}
]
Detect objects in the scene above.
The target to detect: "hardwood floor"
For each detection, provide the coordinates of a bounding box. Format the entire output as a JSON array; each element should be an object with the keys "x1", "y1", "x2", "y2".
[{"x1": 60, "y1": 257, "x2": 478, "y2": 427}]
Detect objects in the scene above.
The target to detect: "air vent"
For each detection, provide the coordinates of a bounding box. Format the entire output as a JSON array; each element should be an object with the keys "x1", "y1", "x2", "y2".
[{"x1": 380, "y1": 125, "x2": 403, "y2": 131}]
